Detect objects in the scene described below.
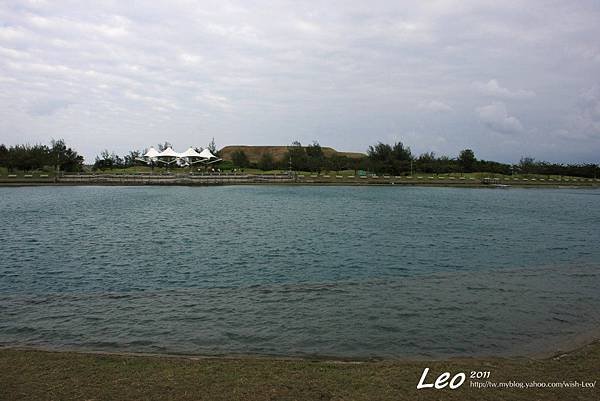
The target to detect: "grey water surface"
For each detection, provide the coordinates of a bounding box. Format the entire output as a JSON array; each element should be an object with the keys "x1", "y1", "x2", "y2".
[{"x1": 1, "y1": 185, "x2": 599, "y2": 358}]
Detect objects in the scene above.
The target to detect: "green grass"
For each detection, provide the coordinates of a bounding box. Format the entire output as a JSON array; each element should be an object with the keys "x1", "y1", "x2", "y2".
[
  {"x1": 1, "y1": 342, "x2": 599, "y2": 400},
  {"x1": 0, "y1": 168, "x2": 54, "y2": 177}
]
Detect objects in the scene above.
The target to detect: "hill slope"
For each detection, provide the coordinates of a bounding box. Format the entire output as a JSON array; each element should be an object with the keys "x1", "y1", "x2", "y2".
[{"x1": 219, "y1": 145, "x2": 365, "y2": 163}]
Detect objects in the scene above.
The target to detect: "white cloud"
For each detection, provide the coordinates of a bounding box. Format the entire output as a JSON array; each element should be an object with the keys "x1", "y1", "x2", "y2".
[
  {"x1": 476, "y1": 102, "x2": 524, "y2": 134},
  {"x1": 179, "y1": 53, "x2": 202, "y2": 65},
  {"x1": 418, "y1": 100, "x2": 452, "y2": 112},
  {"x1": 0, "y1": 0, "x2": 599, "y2": 162},
  {"x1": 0, "y1": 26, "x2": 27, "y2": 41},
  {"x1": 566, "y1": 85, "x2": 600, "y2": 138},
  {"x1": 474, "y1": 79, "x2": 535, "y2": 99},
  {"x1": 124, "y1": 90, "x2": 178, "y2": 110},
  {"x1": 28, "y1": 98, "x2": 72, "y2": 116},
  {"x1": 0, "y1": 46, "x2": 31, "y2": 59},
  {"x1": 195, "y1": 91, "x2": 231, "y2": 111}
]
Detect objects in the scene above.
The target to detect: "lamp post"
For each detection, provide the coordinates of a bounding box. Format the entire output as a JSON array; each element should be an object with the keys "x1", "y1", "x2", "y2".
[{"x1": 54, "y1": 149, "x2": 60, "y2": 183}]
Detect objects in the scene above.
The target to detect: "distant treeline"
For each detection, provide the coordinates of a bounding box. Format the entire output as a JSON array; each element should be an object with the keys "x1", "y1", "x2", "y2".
[
  {"x1": 93, "y1": 149, "x2": 142, "y2": 170},
  {"x1": 231, "y1": 141, "x2": 600, "y2": 178},
  {"x1": 0, "y1": 139, "x2": 84, "y2": 172},
  {"x1": 89, "y1": 139, "x2": 600, "y2": 177},
  {"x1": 2, "y1": 138, "x2": 598, "y2": 178}
]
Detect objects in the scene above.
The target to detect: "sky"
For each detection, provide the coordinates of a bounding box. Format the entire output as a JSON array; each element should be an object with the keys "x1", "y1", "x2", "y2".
[{"x1": 1, "y1": 0, "x2": 599, "y2": 164}]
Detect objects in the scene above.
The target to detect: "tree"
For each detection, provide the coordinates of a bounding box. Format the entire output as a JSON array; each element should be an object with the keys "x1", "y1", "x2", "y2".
[
  {"x1": 329, "y1": 154, "x2": 350, "y2": 172},
  {"x1": 207, "y1": 137, "x2": 219, "y2": 156},
  {"x1": 231, "y1": 150, "x2": 250, "y2": 168},
  {"x1": 458, "y1": 149, "x2": 476, "y2": 173},
  {"x1": 158, "y1": 141, "x2": 172, "y2": 151},
  {"x1": 258, "y1": 152, "x2": 275, "y2": 171},
  {"x1": 306, "y1": 141, "x2": 325, "y2": 172},
  {"x1": 50, "y1": 138, "x2": 84, "y2": 172},
  {"x1": 367, "y1": 142, "x2": 393, "y2": 162},
  {"x1": 306, "y1": 141, "x2": 324, "y2": 158},
  {"x1": 50, "y1": 139, "x2": 67, "y2": 173},
  {"x1": 392, "y1": 142, "x2": 412, "y2": 161},
  {"x1": 60, "y1": 147, "x2": 84, "y2": 172},
  {"x1": 366, "y1": 142, "x2": 413, "y2": 174},
  {"x1": 94, "y1": 150, "x2": 114, "y2": 170},
  {"x1": 417, "y1": 152, "x2": 436, "y2": 173},
  {"x1": 439, "y1": 156, "x2": 459, "y2": 173},
  {"x1": 124, "y1": 150, "x2": 141, "y2": 167},
  {"x1": 518, "y1": 156, "x2": 536, "y2": 174},
  {"x1": 287, "y1": 141, "x2": 308, "y2": 171},
  {"x1": 0, "y1": 144, "x2": 7, "y2": 168}
]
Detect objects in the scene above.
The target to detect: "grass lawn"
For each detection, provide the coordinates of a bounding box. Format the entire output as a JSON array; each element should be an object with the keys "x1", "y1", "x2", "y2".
[
  {"x1": 1, "y1": 341, "x2": 598, "y2": 401},
  {"x1": 0, "y1": 168, "x2": 55, "y2": 177}
]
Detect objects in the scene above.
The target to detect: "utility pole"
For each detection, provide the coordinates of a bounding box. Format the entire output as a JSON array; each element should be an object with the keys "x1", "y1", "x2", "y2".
[
  {"x1": 289, "y1": 154, "x2": 295, "y2": 181},
  {"x1": 55, "y1": 149, "x2": 60, "y2": 183}
]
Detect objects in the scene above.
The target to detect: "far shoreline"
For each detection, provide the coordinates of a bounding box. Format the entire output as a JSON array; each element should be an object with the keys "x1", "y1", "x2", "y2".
[
  {"x1": 1, "y1": 179, "x2": 599, "y2": 189},
  {"x1": 3, "y1": 330, "x2": 599, "y2": 363}
]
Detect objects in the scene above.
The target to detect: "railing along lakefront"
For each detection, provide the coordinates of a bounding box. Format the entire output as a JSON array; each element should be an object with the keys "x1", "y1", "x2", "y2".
[
  {"x1": 1, "y1": 171, "x2": 599, "y2": 186},
  {"x1": 56, "y1": 172, "x2": 295, "y2": 185}
]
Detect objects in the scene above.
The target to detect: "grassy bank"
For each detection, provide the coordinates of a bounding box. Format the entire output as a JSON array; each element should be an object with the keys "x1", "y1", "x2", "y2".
[
  {"x1": 1, "y1": 342, "x2": 598, "y2": 401},
  {"x1": 2, "y1": 166, "x2": 596, "y2": 182},
  {"x1": 1, "y1": 172, "x2": 599, "y2": 188}
]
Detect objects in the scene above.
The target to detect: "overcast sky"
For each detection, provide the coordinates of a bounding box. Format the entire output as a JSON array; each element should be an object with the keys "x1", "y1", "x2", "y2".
[{"x1": 1, "y1": 0, "x2": 599, "y2": 163}]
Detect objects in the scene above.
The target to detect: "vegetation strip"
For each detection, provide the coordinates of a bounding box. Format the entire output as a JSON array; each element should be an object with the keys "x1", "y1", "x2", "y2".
[
  {"x1": 1, "y1": 140, "x2": 599, "y2": 180},
  {"x1": 1, "y1": 342, "x2": 599, "y2": 401}
]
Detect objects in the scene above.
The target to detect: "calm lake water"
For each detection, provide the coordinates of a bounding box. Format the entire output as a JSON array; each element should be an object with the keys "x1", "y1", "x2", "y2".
[{"x1": 1, "y1": 185, "x2": 599, "y2": 358}]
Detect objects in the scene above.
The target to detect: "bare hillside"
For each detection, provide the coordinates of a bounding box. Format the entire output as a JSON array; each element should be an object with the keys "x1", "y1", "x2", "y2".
[{"x1": 219, "y1": 145, "x2": 365, "y2": 163}]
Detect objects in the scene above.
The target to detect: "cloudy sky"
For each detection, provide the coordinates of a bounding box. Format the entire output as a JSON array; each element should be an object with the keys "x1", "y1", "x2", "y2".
[{"x1": 1, "y1": 0, "x2": 599, "y2": 163}]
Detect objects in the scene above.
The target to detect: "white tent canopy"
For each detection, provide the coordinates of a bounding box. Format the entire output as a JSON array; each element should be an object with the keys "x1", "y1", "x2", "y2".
[
  {"x1": 179, "y1": 147, "x2": 203, "y2": 158},
  {"x1": 199, "y1": 148, "x2": 217, "y2": 159},
  {"x1": 143, "y1": 147, "x2": 160, "y2": 158},
  {"x1": 137, "y1": 145, "x2": 221, "y2": 167},
  {"x1": 157, "y1": 147, "x2": 180, "y2": 158}
]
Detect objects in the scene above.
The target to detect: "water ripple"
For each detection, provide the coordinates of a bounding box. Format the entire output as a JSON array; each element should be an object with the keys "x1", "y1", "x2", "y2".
[{"x1": 1, "y1": 186, "x2": 599, "y2": 358}]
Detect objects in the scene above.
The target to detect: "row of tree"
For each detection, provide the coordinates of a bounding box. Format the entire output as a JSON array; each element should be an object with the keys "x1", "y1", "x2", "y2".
[
  {"x1": 2, "y1": 138, "x2": 598, "y2": 178},
  {"x1": 93, "y1": 150, "x2": 142, "y2": 170},
  {"x1": 0, "y1": 139, "x2": 84, "y2": 172},
  {"x1": 363, "y1": 143, "x2": 599, "y2": 177},
  {"x1": 229, "y1": 141, "x2": 600, "y2": 178}
]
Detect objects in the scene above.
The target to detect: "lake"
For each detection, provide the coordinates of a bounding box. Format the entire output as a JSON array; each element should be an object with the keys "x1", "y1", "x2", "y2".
[{"x1": 1, "y1": 185, "x2": 599, "y2": 358}]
